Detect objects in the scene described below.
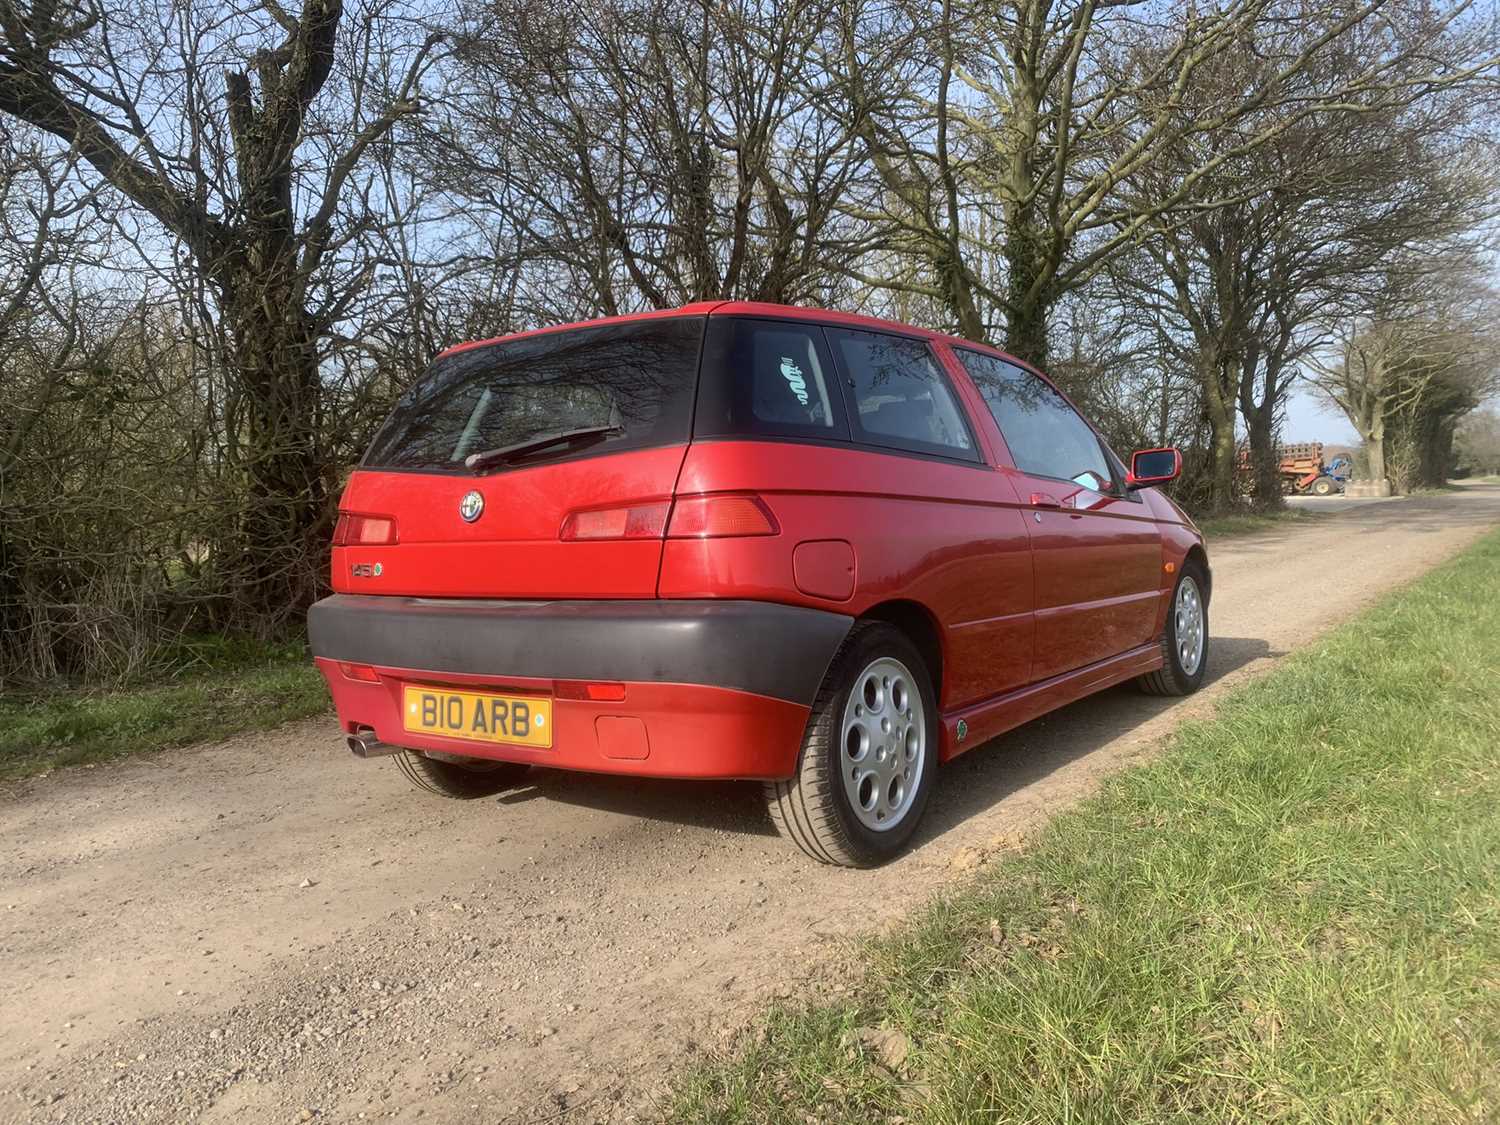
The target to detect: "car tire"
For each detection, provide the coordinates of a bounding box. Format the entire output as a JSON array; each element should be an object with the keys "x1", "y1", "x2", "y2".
[
  {"x1": 396, "y1": 750, "x2": 530, "y2": 799},
  {"x1": 1137, "y1": 561, "x2": 1210, "y2": 696},
  {"x1": 1310, "y1": 476, "x2": 1337, "y2": 496},
  {"x1": 765, "y1": 622, "x2": 938, "y2": 867}
]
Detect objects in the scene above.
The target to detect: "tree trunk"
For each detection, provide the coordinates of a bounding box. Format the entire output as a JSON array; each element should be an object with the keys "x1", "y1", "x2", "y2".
[
  {"x1": 215, "y1": 9, "x2": 342, "y2": 625},
  {"x1": 1239, "y1": 347, "x2": 1286, "y2": 510},
  {"x1": 1365, "y1": 423, "x2": 1386, "y2": 488},
  {"x1": 1244, "y1": 405, "x2": 1283, "y2": 509},
  {"x1": 998, "y1": 59, "x2": 1052, "y2": 368},
  {"x1": 222, "y1": 289, "x2": 329, "y2": 627},
  {"x1": 937, "y1": 241, "x2": 987, "y2": 344},
  {"x1": 1200, "y1": 346, "x2": 1240, "y2": 511},
  {"x1": 1202, "y1": 375, "x2": 1238, "y2": 510},
  {"x1": 1208, "y1": 417, "x2": 1238, "y2": 512},
  {"x1": 1001, "y1": 214, "x2": 1052, "y2": 367}
]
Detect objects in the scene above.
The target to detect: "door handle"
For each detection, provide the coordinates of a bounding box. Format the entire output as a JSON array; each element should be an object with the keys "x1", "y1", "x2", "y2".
[{"x1": 1029, "y1": 492, "x2": 1062, "y2": 508}]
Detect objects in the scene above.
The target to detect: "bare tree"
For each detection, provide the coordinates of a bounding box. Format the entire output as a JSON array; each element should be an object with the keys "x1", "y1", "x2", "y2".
[
  {"x1": 4, "y1": 0, "x2": 1500, "y2": 687},
  {"x1": 1312, "y1": 268, "x2": 1500, "y2": 490},
  {"x1": 0, "y1": 130, "x2": 107, "y2": 668},
  {"x1": 844, "y1": 0, "x2": 1499, "y2": 367},
  {"x1": 0, "y1": 0, "x2": 443, "y2": 621},
  {"x1": 1094, "y1": 0, "x2": 1499, "y2": 509},
  {"x1": 436, "y1": 0, "x2": 868, "y2": 322},
  {"x1": 1, "y1": 149, "x2": 81, "y2": 459}
]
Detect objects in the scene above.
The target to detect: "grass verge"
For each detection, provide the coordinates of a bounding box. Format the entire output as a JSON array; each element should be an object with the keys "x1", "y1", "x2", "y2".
[
  {"x1": 1196, "y1": 505, "x2": 1319, "y2": 539},
  {"x1": 672, "y1": 528, "x2": 1500, "y2": 1123},
  {"x1": 0, "y1": 640, "x2": 327, "y2": 780}
]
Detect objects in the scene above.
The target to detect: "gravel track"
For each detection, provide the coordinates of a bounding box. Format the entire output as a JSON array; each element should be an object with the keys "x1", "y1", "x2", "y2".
[{"x1": 3, "y1": 484, "x2": 1497, "y2": 1124}]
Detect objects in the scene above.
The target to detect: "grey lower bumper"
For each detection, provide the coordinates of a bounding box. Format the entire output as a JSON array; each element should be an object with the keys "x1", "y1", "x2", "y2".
[{"x1": 307, "y1": 595, "x2": 854, "y2": 707}]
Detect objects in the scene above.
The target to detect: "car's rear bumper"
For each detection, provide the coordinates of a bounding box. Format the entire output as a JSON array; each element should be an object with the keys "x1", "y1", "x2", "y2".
[{"x1": 307, "y1": 596, "x2": 853, "y2": 779}]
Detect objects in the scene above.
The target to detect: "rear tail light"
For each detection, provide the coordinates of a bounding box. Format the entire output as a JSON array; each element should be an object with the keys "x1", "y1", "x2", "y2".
[
  {"x1": 555, "y1": 680, "x2": 627, "y2": 702},
  {"x1": 338, "y1": 662, "x2": 380, "y2": 683},
  {"x1": 559, "y1": 502, "x2": 671, "y2": 541},
  {"x1": 333, "y1": 513, "x2": 398, "y2": 545},
  {"x1": 559, "y1": 495, "x2": 778, "y2": 541},
  {"x1": 666, "y1": 494, "x2": 779, "y2": 538}
]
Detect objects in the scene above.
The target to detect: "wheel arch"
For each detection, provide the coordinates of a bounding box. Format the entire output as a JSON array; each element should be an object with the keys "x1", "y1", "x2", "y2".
[
  {"x1": 858, "y1": 598, "x2": 944, "y2": 700},
  {"x1": 1183, "y1": 544, "x2": 1211, "y2": 603}
]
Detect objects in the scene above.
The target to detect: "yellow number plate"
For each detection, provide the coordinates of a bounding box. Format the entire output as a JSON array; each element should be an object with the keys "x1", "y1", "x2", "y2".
[{"x1": 402, "y1": 686, "x2": 553, "y2": 748}]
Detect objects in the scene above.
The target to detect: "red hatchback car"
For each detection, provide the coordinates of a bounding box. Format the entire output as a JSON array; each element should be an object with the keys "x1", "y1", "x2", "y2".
[{"x1": 310, "y1": 302, "x2": 1209, "y2": 866}]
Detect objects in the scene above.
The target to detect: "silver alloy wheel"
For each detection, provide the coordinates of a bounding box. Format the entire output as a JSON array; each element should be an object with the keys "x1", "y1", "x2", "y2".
[
  {"x1": 840, "y1": 656, "x2": 926, "y2": 832},
  {"x1": 1175, "y1": 575, "x2": 1205, "y2": 676}
]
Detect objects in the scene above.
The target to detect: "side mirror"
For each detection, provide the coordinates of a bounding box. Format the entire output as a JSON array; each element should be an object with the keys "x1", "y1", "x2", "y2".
[{"x1": 1127, "y1": 447, "x2": 1181, "y2": 489}]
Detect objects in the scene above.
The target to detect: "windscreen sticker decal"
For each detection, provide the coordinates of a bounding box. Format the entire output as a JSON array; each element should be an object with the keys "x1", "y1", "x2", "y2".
[{"x1": 780, "y1": 357, "x2": 810, "y2": 406}]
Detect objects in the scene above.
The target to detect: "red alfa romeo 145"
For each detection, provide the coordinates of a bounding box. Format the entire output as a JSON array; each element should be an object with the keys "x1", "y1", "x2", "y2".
[{"x1": 310, "y1": 302, "x2": 1209, "y2": 866}]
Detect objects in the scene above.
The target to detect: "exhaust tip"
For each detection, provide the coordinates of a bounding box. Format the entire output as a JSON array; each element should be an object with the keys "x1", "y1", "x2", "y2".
[{"x1": 347, "y1": 730, "x2": 400, "y2": 758}]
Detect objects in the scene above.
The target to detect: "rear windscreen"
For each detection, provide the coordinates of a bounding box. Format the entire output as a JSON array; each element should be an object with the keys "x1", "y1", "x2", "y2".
[{"x1": 363, "y1": 316, "x2": 706, "y2": 471}]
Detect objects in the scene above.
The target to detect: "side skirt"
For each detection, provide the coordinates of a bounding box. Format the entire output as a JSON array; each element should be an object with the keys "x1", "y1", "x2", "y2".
[{"x1": 938, "y1": 641, "x2": 1164, "y2": 762}]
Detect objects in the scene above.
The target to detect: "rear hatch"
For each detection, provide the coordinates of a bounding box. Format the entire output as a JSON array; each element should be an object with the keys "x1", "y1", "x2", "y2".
[{"x1": 333, "y1": 313, "x2": 707, "y2": 599}]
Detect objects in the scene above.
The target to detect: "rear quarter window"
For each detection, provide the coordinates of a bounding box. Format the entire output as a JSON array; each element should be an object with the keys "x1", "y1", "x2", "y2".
[
  {"x1": 364, "y1": 317, "x2": 705, "y2": 471},
  {"x1": 694, "y1": 318, "x2": 849, "y2": 441}
]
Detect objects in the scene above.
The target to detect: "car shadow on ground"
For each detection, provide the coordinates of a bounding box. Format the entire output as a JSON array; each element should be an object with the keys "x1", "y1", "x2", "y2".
[
  {"x1": 919, "y1": 634, "x2": 1273, "y2": 843},
  {"x1": 492, "y1": 634, "x2": 1275, "y2": 844}
]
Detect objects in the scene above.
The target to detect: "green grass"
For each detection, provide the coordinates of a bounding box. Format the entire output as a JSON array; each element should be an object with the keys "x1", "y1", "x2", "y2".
[
  {"x1": 1196, "y1": 506, "x2": 1318, "y2": 539},
  {"x1": 0, "y1": 639, "x2": 328, "y2": 780},
  {"x1": 672, "y1": 529, "x2": 1500, "y2": 1123}
]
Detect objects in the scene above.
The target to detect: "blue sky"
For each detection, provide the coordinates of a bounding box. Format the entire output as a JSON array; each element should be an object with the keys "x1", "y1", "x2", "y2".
[{"x1": 1284, "y1": 385, "x2": 1358, "y2": 443}]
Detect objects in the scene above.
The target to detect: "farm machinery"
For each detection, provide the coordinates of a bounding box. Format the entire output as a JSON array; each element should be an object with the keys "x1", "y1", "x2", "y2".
[{"x1": 1237, "y1": 442, "x2": 1350, "y2": 496}]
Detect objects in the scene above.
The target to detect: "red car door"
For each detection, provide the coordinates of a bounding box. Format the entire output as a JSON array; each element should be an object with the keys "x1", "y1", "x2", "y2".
[
  {"x1": 665, "y1": 318, "x2": 1037, "y2": 711},
  {"x1": 945, "y1": 347, "x2": 1164, "y2": 681}
]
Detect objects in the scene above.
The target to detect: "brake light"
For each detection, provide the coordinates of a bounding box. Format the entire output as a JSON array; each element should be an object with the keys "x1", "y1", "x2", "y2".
[
  {"x1": 333, "y1": 513, "x2": 398, "y2": 545},
  {"x1": 559, "y1": 502, "x2": 670, "y2": 541},
  {"x1": 667, "y1": 494, "x2": 779, "y2": 538}
]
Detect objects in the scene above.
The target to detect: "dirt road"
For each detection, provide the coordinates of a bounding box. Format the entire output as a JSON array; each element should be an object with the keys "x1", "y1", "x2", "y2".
[{"x1": 4, "y1": 485, "x2": 1498, "y2": 1124}]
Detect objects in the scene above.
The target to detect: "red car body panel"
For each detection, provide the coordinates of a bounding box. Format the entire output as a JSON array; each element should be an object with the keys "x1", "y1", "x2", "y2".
[
  {"x1": 316, "y1": 658, "x2": 809, "y2": 779},
  {"x1": 434, "y1": 300, "x2": 728, "y2": 361},
  {"x1": 662, "y1": 439, "x2": 1036, "y2": 710},
  {"x1": 311, "y1": 301, "x2": 1208, "y2": 781},
  {"x1": 332, "y1": 444, "x2": 689, "y2": 600}
]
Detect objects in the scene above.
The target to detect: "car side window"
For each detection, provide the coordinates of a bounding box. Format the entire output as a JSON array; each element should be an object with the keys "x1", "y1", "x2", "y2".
[
  {"x1": 695, "y1": 318, "x2": 849, "y2": 441},
  {"x1": 827, "y1": 329, "x2": 979, "y2": 461},
  {"x1": 957, "y1": 350, "x2": 1113, "y2": 488}
]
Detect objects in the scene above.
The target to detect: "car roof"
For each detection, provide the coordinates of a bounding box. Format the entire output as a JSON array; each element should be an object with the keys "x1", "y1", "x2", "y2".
[{"x1": 433, "y1": 301, "x2": 1041, "y2": 376}]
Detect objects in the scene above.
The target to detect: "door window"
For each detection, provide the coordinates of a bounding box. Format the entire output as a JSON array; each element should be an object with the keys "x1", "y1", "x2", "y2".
[
  {"x1": 957, "y1": 351, "x2": 1113, "y2": 489},
  {"x1": 828, "y1": 329, "x2": 978, "y2": 460}
]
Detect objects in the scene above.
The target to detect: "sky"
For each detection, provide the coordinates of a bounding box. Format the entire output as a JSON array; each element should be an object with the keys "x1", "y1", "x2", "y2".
[{"x1": 1282, "y1": 386, "x2": 1359, "y2": 444}]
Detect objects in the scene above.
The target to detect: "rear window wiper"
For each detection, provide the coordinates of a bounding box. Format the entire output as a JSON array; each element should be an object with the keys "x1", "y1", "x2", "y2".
[{"x1": 463, "y1": 424, "x2": 623, "y2": 471}]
